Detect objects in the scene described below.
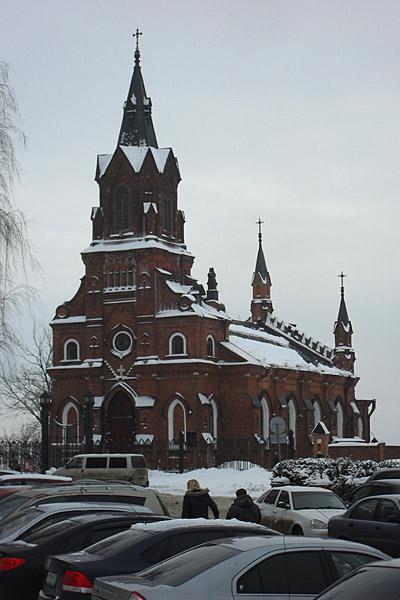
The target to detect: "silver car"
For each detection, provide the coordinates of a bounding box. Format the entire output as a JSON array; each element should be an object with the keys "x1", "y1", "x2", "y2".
[
  {"x1": 0, "y1": 502, "x2": 151, "y2": 542},
  {"x1": 256, "y1": 486, "x2": 345, "y2": 536},
  {"x1": 92, "y1": 536, "x2": 388, "y2": 600}
]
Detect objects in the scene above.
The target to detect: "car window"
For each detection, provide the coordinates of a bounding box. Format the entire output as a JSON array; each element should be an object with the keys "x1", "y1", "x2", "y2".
[
  {"x1": 238, "y1": 551, "x2": 326, "y2": 595},
  {"x1": 350, "y1": 498, "x2": 378, "y2": 520},
  {"x1": 109, "y1": 457, "x2": 127, "y2": 468},
  {"x1": 374, "y1": 470, "x2": 400, "y2": 480},
  {"x1": 277, "y1": 490, "x2": 290, "y2": 508},
  {"x1": 22, "y1": 519, "x2": 78, "y2": 543},
  {"x1": 376, "y1": 500, "x2": 399, "y2": 523},
  {"x1": 24, "y1": 511, "x2": 84, "y2": 536},
  {"x1": 351, "y1": 485, "x2": 373, "y2": 502},
  {"x1": 318, "y1": 566, "x2": 400, "y2": 600},
  {"x1": 86, "y1": 457, "x2": 107, "y2": 469},
  {"x1": 263, "y1": 489, "x2": 280, "y2": 505},
  {"x1": 329, "y1": 551, "x2": 379, "y2": 579},
  {"x1": 131, "y1": 456, "x2": 147, "y2": 468},
  {"x1": 65, "y1": 457, "x2": 83, "y2": 469},
  {"x1": 88, "y1": 524, "x2": 131, "y2": 545},
  {"x1": 292, "y1": 491, "x2": 344, "y2": 510},
  {"x1": 371, "y1": 483, "x2": 393, "y2": 496}
]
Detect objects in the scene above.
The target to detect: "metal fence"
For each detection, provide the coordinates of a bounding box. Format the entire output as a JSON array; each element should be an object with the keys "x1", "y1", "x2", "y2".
[{"x1": 0, "y1": 440, "x2": 42, "y2": 472}]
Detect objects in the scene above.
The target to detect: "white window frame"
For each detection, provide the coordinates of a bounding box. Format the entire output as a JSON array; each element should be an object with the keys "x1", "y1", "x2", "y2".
[
  {"x1": 336, "y1": 402, "x2": 344, "y2": 438},
  {"x1": 313, "y1": 400, "x2": 322, "y2": 429},
  {"x1": 206, "y1": 335, "x2": 215, "y2": 357},
  {"x1": 288, "y1": 398, "x2": 297, "y2": 448},
  {"x1": 167, "y1": 398, "x2": 187, "y2": 442},
  {"x1": 210, "y1": 398, "x2": 218, "y2": 439},
  {"x1": 61, "y1": 401, "x2": 80, "y2": 444},
  {"x1": 168, "y1": 333, "x2": 187, "y2": 356},
  {"x1": 63, "y1": 339, "x2": 80, "y2": 362},
  {"x1": 260, "y1": 396, "x2": 270, "y2": 440}
]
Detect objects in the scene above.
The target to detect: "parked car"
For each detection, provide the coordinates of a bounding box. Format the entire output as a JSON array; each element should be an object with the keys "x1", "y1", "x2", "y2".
[
  {"x1": 0, "y1": 474, "x2": 72, "y2": 486},
  {"x1": 366, "y1": 468, "x2": 400, "y2": 482},
  {"x1": 0, "y1": 470, "x2": 20, "y2": 476},
  {"x1": 0, "y1": 512, "x2": 169, "y2": 600},
  {"x1": 342, "y1": 479, "x2": 400, "y2": 507},
  {"x1": 0, "y1": 482, "x2": 168, "y2": 521},
  {"x1": 40, "y1": 519, "x2": 277, "y2": 600},
  {"x1": 54, "y1": 453, "x2": 149, "y2": 486},
  {"x1": 0, "y1": 502, "x2": 153, "y2": 543},
  {"x1": 329, "y1": 494, "x2": 400, "y2": 556},
  {"x1": 314, "y1": 558, "x2": 400, "y2": 600},
  {"x1": 256, "y1": 486, "x2": 346, "y2": 535},
  {"x1": 91, "y1": 535, "x2": 388, "y2": 600}
]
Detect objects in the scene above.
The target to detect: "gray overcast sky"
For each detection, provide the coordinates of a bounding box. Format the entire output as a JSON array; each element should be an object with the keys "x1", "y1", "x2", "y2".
[{"x1": 1, "y1": 0, "x2": 399, "y2": 441}]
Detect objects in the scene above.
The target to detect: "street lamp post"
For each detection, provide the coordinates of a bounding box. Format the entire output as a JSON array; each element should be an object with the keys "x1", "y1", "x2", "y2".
[
  {"x1": 84, "y1": 392, "x2": 95, "y2": 453},
  {"x1": 40, "y1": 391, "x2": 51, "y2": 473}
]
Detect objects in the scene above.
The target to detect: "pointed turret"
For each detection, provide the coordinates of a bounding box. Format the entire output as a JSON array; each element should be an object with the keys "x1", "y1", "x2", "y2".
[
  {"x1": 251, "y1": 219, "x2": 273, "y2": 323},
  {"x1": 118, "y1": 30, "x2": 158, "y2": 148},
  {"x1": 333, "y1": 272, "x2": 355, "y2": 372}
]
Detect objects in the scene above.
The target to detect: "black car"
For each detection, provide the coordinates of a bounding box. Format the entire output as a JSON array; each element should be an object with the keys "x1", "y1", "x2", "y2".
[
  {"x1": 329, "y1": 494, "x2": 400, "y2": 556},
  {"x1": 342, "y1": 479, "x2": 400, "y2": 506},
  {"x1": 366, "y1": 468, "x2": 400, "y2": 482},
  {"x1": 315, "y1": 558, "x2": 400, "y2": 600},
  {"x1": 0, "y1": 512, "x2": 169, "y2": 600},
  {"x1": 40, "y1": 520, "x2": 279, "y2": 600}
]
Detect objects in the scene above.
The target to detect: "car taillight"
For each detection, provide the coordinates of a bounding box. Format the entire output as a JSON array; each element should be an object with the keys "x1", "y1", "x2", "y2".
[
  {"x1": 0, "y1": 557, "x2": 27, "y2": 571},
  {"x1": 129, "y1": 594, "x2": 147, "y2": 600},
  {"x1": 62, "y1": 570, "x2": 93, "y2": 593}
]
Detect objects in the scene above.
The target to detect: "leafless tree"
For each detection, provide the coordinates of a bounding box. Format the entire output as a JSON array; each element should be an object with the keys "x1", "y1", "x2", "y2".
[
  {"x1": 0, "y1": 322, "x2": 52, "y2": 423},
  {"x1": 0, "y1": 61, "x2": 34, "y2": 349}
]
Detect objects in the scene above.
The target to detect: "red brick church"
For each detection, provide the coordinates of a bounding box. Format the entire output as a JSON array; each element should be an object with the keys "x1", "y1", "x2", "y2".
[{"x1": 48, "y1": 38, "x2": 375, "y2": 467}]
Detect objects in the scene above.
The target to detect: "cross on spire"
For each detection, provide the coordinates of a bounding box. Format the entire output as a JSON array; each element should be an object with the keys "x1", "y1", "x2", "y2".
[
  {"x1": 133, "y1": 28, "x2": 143, "y2": 63},
  {"x1": 338, "y1": 271, "x2": 347, "y2": 292},
  {"x1": 257, "y1": 218, "x2": 263, "y2": 244}
]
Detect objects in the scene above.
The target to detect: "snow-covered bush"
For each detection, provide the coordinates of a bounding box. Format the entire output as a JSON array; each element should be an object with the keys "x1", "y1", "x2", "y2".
[{"x1": 272, "y1": 458, "x2": 379, "y2": 496}]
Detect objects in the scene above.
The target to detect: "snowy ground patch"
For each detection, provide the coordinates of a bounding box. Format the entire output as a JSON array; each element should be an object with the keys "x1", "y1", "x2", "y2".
[{"x1": 149, "y1": 466, "x2": 272, "y2": 497}]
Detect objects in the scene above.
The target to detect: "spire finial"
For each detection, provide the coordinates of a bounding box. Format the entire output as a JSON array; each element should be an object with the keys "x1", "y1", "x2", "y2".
[
  {"x1": 257, "y1": 218, "x2": 263, "y2": 245},
  {"x1": 338, "y1": 271, "x2": 347, "y2": 295},
  {"x1": 133, "y1": 28, "x2": 143, "y2": 64}
]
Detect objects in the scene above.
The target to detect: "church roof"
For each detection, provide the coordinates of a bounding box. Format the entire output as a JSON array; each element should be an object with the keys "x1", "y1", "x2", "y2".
[
  {"x1": 223, "y1": 322, "x2": 353, "y2": 377},
  {"x1": 252, "y1": 223, "x2": 271, "y2": 286},
  {"x1": 118, "y1": 41, "x2": 158, "y2": 148},
  {"x1": 96, "y1": 146, "x2": 176, "y2": 179}
]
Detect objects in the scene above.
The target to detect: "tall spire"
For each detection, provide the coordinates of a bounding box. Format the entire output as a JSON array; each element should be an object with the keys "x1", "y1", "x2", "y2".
[
  {"x1": 118, "y1": 30, "x2": 158, "y2": 148},
  {"x1": 251, "y1": 219, "x2": 273, "y2": 322},
  {"x1": 333, "y1": 272, "x2": 355, "y2": 372}
]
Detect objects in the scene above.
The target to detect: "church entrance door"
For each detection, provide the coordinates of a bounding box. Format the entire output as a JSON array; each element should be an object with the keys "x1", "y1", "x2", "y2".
[{"x1": 105, "y1": 392, "x2": 136, "y2": 452}]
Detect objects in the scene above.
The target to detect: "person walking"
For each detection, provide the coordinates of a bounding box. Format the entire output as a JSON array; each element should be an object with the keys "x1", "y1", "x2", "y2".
[
  {"x1": 181, "y1": 479, "x2": 219, "y2": 519},
  {"x1": 226, "y1": 488, "x2": 261, "y2": 523}
]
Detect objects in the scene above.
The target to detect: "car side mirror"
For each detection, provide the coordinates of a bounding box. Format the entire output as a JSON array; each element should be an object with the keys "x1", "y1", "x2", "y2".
[
  {"x1": 277, "y1": 501, "x2": 289, "y2": 509},
  {"x1": 387, "y1": 513, "x2": 400, "y2": 524}
]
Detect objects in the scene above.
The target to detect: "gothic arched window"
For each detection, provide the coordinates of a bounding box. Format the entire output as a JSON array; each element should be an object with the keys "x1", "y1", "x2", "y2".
[
  {"x1": 169, "y1": 333, "x2": 186, "y2": 356},
  {"x1": 207, "y1": 335, "x2": 215, "y2": 357},
  {"x1": 112, "y1": 184, "x2": 131, "y2": 232},
  {"x1": 167, "y1": 398, "x2": 187, "y2": 442},
  {"x1": 210, "y1": 399, "x2": 218, "y2": 439},
  {"x1": 261, "y1": 396, "x2": 270, "y2": 440},
  {"x1": 64, "y1": 339, "x2": 80, "y2": 361},
  {"x1": 336, "y1": 402, "x2": 344, "y2": 438},
  {"x1": 288, "y1": 398, "x2": 297, "y2": 448},
  {"x1": 313, "y1": 400, "x2": 322, "y2": 429}
]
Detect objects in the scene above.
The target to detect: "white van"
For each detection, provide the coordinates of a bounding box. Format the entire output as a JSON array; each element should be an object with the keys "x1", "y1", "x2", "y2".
[{"x1": 54, "y1": 454, "x2": 149, "y2": 486}]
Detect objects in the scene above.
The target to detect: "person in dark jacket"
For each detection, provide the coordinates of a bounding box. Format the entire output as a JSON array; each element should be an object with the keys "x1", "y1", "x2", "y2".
[
  {"x1": 181, "y1": 479, "x2": 219, "y2": 519},
  {"x1": 226, "y1": 488, "x2": 261, "y2": 523}
]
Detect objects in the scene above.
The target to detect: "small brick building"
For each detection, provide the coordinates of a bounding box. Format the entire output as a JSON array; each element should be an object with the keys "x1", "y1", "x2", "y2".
[{"x1": 48, "y1": 42, "x2": 375, "y2": 467}]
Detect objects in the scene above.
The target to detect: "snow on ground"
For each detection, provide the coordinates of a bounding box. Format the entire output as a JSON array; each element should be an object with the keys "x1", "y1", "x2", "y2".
[{"x1": 149, "y1": 466, "x2": 272, "y2": 497}]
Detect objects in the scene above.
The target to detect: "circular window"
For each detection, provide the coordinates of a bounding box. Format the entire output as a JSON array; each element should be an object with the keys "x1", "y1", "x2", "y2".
[{"x1": 113, "y1": 332, "x2": 133, "y2": 354}]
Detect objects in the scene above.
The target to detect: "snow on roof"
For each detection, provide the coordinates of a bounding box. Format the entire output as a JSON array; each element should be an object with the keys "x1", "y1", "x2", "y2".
[
  {"x1": 135, "y1": 434, "x2": 154, "y2": 443},
  {"x1": 135, "y1": 396, "x2": 156, "y2": 408},
  {"x1": 130, "y1": 518, "x2": 267, "y2": 533},
  {"x1": 225, "y1": 324, "x2": 351, "y2": 377},
  {"x1": 51, "y1": 315, "x2": 86, "y2": 325},
  {"x1": 97, "y1": 147, "x2": 172, "y2": 178},
  {"x1": 166, "y1": 280, "x2": 193, "y2": 295},
  {"x1": 156, "y1": 267, "x2": 172, "y2": 276},
  {"x1": 156, "y1": 302, "x2": 229, "y2": 321},
  {"x1": 82, "y1": 237, "x2": 192, "y2": 258},
  {"x1": 143, "y1": 202, "x2": 158, "y2": 214}
]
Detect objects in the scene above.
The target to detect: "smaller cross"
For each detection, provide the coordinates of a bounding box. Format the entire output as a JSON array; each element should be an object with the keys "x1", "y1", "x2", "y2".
[
  {"x1": 338, "y1": 271, "x2": 347, "y2": 288},
  {"x1": 133, "y1": 28, "x2": 142, "y2": 52},
  {"x1": 117, "y1": 364, "x2": 126, "y2": 378}
]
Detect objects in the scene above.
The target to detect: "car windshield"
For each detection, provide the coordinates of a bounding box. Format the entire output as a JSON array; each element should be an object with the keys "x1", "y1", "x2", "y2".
[
  {"x1": 0, "y1": 494, "x2": 31, "y2": 520},
  {"x1": 0, "y1": 507, "x2": 42, "y2": 537},
  {"x1": 137, "y1": 543, "x2": 240, "y2": 586},
  {"x1": 292, "y1": 491, "x2": 345, "y2": 510}
]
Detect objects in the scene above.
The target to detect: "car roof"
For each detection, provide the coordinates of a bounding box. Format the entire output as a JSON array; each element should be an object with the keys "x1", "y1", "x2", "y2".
[
  {"x1": 267, "y1": 486, "x2": 333, "y2": 493},
  {"x1": 70, "y1": 453, "x2": 144, "y2": 458},
  {"x1": 363, "y1": 479, "x2": 400, "y2": 486},
  {"x1": 352, "y1": 494, "x2": 400, "y2": 502},
  {"x1": 5, "y1": 483, "x2": 143, "y2": 498},
  {"x1": 213, "y1": 535, "x2": 387, "y2": 553},
  {"x1": 0, "y1": 474, "x2": 71, "y2": 482},
  {"x1": 33, "y1": 502, "x2": 151, "y2": 513},
  {"x1": 129, "y1": 518, "x2": 269, "y2": 535}
]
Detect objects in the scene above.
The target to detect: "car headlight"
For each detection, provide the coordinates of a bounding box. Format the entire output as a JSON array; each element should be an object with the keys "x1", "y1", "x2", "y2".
[{"x1": 310, "y1": 518, "x2": 327, "y2": 529}]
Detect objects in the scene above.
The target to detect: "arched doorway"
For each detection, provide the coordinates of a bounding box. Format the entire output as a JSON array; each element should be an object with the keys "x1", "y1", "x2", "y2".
[{"x1": 105, "y1": 392, "x2": 136, "y2": 451}]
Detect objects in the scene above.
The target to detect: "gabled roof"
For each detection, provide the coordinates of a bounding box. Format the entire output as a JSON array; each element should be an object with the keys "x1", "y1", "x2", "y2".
[{"x1": 96, "y1": 146, "x2": 177, "y2": 179}]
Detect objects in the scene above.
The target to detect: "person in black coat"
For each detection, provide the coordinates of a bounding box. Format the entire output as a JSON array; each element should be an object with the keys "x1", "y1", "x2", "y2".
[
  {"x1": 181, "y1": 479, "x2": 219, "y2": 519},
  {"x1": 226, "y1": 488, "x2": 261, "y2": 523}
]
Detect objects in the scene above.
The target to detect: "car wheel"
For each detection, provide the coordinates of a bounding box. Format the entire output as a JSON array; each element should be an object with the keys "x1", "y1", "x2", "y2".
[{"x1": 292, "y1": 525, "x2": 304, "y2": 536}]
